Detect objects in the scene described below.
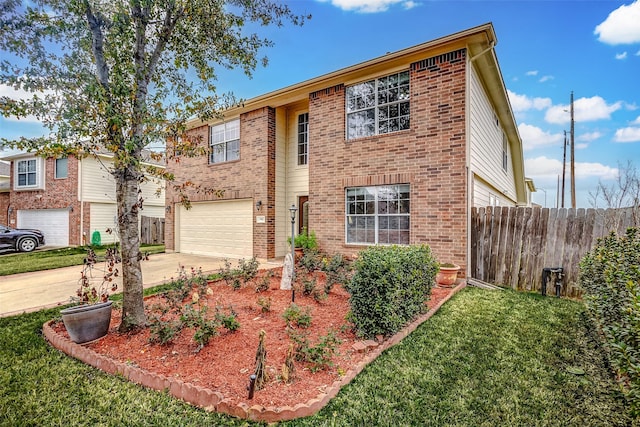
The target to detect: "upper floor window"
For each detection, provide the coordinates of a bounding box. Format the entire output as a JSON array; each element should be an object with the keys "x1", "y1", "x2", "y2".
[
  {"x1": 502, "y1": 133, "x2": 508, "y2": 171},
  {"x1": 346, "y1": 184, "x2": 410, "y2": 245},
  {"x1": 16, "y1": 158, "x2": 38, "y2": 188},
  {"x1": 55, "y1": 158, "x2": 68, "y2": 179},
  {"x1": 297, "y1": 113, "x2": 308, "y2": 166},
  {"x1": 210, "y1": 119, "x2": 240, "y2": 164},
  {"x1": 346, "y1": 70, "x2": 410, "y2": 140}
]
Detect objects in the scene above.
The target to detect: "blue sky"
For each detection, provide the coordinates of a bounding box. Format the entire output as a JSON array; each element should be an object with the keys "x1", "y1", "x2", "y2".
[{"x1": 2, "y1": 0, "x2": 640, "y2": 208}]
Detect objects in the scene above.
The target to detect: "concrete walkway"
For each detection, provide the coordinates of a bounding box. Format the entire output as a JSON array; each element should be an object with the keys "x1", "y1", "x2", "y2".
[{"x1": 0, "y1": 253, "x2": 282, "y2": 317}]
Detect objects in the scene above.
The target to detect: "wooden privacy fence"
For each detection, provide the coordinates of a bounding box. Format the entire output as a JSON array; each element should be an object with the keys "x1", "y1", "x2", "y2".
[
  {"x1": 471, "y1": 206, "x2": 639, "y2": 297},
  {"x1": 140, "y1": 216, "x2": 165, "y2": 245}
]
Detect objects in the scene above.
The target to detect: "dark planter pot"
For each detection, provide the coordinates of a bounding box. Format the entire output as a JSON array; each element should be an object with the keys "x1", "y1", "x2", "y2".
[{"x1": 60, "y1": 301, "x2": 113, "y2": 344}]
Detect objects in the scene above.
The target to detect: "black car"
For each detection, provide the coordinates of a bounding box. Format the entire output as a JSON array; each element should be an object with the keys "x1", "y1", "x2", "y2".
[{"x1": 0, "y1": 225, "x2": 45, "y2": 252}]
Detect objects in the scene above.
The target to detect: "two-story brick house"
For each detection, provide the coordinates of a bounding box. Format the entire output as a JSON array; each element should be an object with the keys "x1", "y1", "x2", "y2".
[
  {"x1": 165, "y1": 23, "x2": 528, "y2": 273},
  {"x1": 2, "y1": 152, "x2": 165, "y2": 246}
]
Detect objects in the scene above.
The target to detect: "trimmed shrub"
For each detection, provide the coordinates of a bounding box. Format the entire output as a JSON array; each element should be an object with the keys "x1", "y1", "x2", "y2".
[
  {"x1": 580, "y1": 228, "x2": 640, "y2": 415},
  {"x1": 345, "y1": 245, "x2": 439, "y2": 339}
]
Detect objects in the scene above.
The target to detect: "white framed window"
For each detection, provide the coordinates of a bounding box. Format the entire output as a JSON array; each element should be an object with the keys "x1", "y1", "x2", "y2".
[
  {"x1": 55, "y1": 157, "x2": 68, "y2": 179},
  {"x1": 209, "y1": 119, "x2": 240, "y2": 164},
  {"x1": 297, "y1": 113, "x2": 308, "y2": 166},
  {"x1": 15, "y1": 157, "x2": 44, "y2": 189},
  {"x1": 346, "y1": 70, "x2": 410, "y2": 140},
  {"x1": 502, "y1": 133, "x2": 508, "y2": 172},
  {"x1": 489, "y1": 193, "x2": 501, "y2": 207},
  {"x1": 346, "y1": 184, "x2": 410, "y2": 245}
]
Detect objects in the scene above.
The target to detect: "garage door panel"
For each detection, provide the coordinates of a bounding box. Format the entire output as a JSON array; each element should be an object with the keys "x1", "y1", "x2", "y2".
[
  {"x1": 17, "y1": 209, "x2": 69, "y2": 246},
  {"x1": 178, "y1": 200, "x2": 252, "y2": 258}
]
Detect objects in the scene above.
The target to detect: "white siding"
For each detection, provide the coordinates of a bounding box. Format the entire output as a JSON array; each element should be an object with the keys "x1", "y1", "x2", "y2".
[
  {"x1": 469, "y1": 65, "x2": 517, "y2": 205},
  {"x1": 140, "y1": 176, "x2": 165, "y2": 207},
  {"x1": 81, "y1": 156, "x2": 116, "y2": 202},
  {"x1": 89, "y1": 203, "x2": 118, "y2": 244},
  {"x1": 472, "y1": 175, "x2": 516, "y2": 208},
  {"x1": 141, "y1": 205, "x2": 165, "y2": 219},
  {"x1": 80, "y1": 156, "x2": 165, "y2": 207},
  {"x1": 285, "y1": 105, "x2": 309, "y2": 245}
]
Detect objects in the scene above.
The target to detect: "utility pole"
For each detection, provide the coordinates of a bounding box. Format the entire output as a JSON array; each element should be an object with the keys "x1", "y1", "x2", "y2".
[
  {"x1": 570, "y1": 91, "x2": 576, "y2": 208},
  {"x1": 561, "y1": 130, "x2": 567, "y2": 208}
]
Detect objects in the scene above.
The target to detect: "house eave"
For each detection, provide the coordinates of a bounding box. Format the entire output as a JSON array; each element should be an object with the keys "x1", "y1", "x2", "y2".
[{"x1": 187, "y1": 23, "x2": 498, "y2": 129}]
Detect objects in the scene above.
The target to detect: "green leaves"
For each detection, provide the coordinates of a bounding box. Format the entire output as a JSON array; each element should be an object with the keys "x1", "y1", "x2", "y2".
[
  {"x1": 580, "y1": 227, "x2": 640, "y2": 415},
  {"x1": 346, "y1": 245, "x2": 439, "y2": 339}
]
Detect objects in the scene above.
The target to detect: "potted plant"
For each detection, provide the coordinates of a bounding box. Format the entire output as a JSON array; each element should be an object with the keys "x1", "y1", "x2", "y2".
[
  {"x1": 287, "y1": 228, "x2": 318, "y2": 258},
  {"x1": 59, "y1": 246, "x2": 120, "y2": 344},
  {"x1": 436, "y1": 262, "x2": 461, "y2": 287}
]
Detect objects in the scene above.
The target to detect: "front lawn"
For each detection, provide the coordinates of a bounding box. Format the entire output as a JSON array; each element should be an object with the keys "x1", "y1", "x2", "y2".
[
  {"x1": 0, "y1": 244, "x2": 165, "y2": 276},
  {"x1": 0, "y1": 287, "x2": 634, "y2": 426}
]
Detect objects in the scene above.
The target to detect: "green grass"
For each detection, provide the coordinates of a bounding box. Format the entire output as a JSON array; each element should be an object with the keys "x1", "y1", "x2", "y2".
[
  {"x1": 0, "y1": 287, "x2": 635, "y2": 426},
  {"x1": 0, "y1": 245, "x2": 165, "y2": 276}
]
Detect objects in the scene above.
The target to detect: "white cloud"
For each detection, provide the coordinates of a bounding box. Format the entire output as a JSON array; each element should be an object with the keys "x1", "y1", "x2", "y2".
[
  {"x1": 636, "y1": 49, "x2": 640, "y2": 56},
  {"x1": 575, "y1": 143, "x2": 589, "y2": 150},
  {"x1": 518, "y1": 123, "x2": 563, "y2": 151},
  {"x1": 525, "y1": 156, "x2": 563, "y2": 179},
  {"x1": 595, "y1": 0, "x2": 640, "y2": 44},
  {"x1": 614, "y1": 127, "x2": 640, "y2": 143},
  {"x1": 545, "y1": 96, "x2": 622, "y2": 124},
  {"x1": 0, "y1": 84, "x2": 46, "y2": 124},
  {"x1": 616, "y1": 52, "x2": 628, "y2": 60},
  {"x1": 402, "y1": 0, "x2": 418, "y2": 9},
  {"x1": 507, "y1": 90, "x2": 552, "y2": 113},
  {"x1": 575, "y1": 162, "x2": 619, "y2": 180},
  {"x1": 526, "y1": 70, "x2": 538, "y2": 76},
  {"x1": 319, "y1": 0, "x2": 413, "y2": 13},
  {"x1": 525, "y1": 156, "x2": 618, "y2": 181},
  {"x1": 632, "y1": 116, "x2": 640, "y2": 125},
  {"x1": 539, "y1": 75, "x2": 554, "y2": 83},
  {"x1": 578, "y1": 131, "x2": 602, "y2": 142}
]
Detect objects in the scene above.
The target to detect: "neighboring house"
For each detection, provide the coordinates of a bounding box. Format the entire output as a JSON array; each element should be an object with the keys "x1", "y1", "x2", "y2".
[
  {"x1": 165, "y1": 23, "x2": 529, "y2": 274},
  {"x1": 2, "y1": 152, "x2": 165, "y2": 246},
  {"x1": 0, "y1": 161, "x2": 9, "y2": 225}
]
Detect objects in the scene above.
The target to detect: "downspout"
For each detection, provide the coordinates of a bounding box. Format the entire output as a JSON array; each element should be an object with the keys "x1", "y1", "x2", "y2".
[{"x1": 78, "y1": 158, "x2": 84, "y2": 245}]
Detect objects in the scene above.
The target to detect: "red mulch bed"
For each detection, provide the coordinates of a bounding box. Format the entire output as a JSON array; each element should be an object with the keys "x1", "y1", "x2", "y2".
[{"x1": 52, "y1": 268, "x2": 453, "y2": 408}]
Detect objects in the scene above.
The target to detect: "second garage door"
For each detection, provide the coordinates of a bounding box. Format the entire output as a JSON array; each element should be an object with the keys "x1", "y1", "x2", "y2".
[
  {"x1": 177, "y1": 200, "x2": 253, "y2": 258},
  {"x1": 17, "y1": 208, "x2": 69, "y2": 246}
]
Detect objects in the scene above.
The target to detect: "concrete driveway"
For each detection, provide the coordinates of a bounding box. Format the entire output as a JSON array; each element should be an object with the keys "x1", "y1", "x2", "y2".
[{"x1": 0, "y1": 253, "x2": 282, "y2": 317}]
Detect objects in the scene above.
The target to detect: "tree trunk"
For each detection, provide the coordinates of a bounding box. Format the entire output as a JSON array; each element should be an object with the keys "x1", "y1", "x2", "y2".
[{"x1": 116, "y1": 169, "x2": 146, "y2": 331}]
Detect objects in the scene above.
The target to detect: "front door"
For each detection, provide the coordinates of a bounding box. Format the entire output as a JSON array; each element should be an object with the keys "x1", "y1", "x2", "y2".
[{"x1": 298, "y1": 196, "x2": 308, "y2": 234}]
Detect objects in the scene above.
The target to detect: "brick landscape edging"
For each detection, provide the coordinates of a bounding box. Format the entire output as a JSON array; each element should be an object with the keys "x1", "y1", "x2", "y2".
[{"x1": 43, "y1": 282, "x2": 466, "y2": 422}]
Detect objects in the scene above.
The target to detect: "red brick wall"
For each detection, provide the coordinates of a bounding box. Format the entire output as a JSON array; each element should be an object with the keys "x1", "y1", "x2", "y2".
[
  {"x1": 308, "y1": 49, "x2": 468, "y2": 270},
  {"x1": 0, "y1": 192, "x2": 8, "y2": 225},
  {"x1": 8, "y1": 156, "x2": 83, "y2": 245},
  {"x1": 165, "y1": 107, "x2": 277, "y2": 259},
  {"x1": 167, "y1": 48, "x2": 469, "y2": 270}
]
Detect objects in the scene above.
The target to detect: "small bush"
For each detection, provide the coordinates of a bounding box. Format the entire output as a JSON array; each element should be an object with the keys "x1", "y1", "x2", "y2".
[
  {"x1": 282, "y1": 303, "x2": 312, "y2": 329},
  {"x1": 580, "y1": 228, "x2": 640, "y2": 415},
  {"x1": 345, "y1": 244, "x2": 438, "y2": 338},
  {"x1": 255, "y1": 270, "x2": 274, "y2": 293},
  {"x1": 239, "y1": 257, "x2": 259, "y2": 285},
  {"x1": 288, "y1": 328, "x2": 341, "y2": 372},
  {"x1": 256, "y1": 296, "x2": 272, "y2": 313},
  {"x1": 321, "y1": 252, "x2": 352, "y2": 293}
]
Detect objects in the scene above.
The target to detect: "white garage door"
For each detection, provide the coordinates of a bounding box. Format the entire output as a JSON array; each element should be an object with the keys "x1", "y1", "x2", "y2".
[
  {"x1": 177, "y1": 200, "x2": 253, "y2": 258},
  {"x1": 17, "y1": 208, "x2": 69, "y2": 246}
]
